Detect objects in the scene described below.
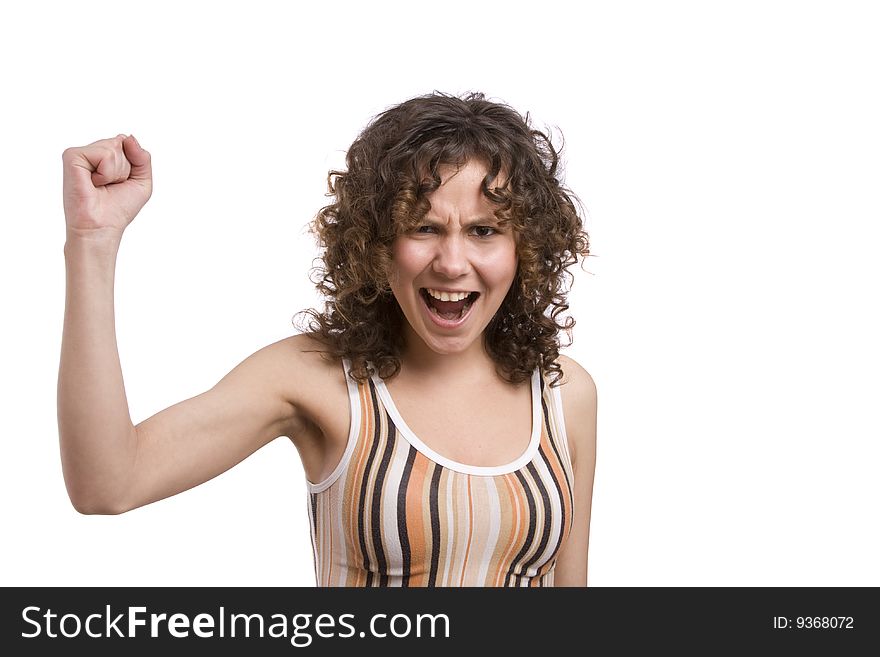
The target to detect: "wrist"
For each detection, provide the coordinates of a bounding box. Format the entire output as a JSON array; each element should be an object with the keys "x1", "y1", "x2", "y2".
[{"x1": 64, "y1": 228, "x2": 123, "y2": 259}]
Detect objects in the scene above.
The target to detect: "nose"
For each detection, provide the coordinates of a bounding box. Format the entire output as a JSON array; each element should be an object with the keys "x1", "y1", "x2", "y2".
[{"x1": 431, "y1": 234, "x2": 470, "y2": 279}]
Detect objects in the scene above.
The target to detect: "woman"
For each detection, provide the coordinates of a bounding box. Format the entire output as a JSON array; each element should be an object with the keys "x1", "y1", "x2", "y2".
[{"x1": 58, "y1": 91, "x2": 597, "y2": 587}]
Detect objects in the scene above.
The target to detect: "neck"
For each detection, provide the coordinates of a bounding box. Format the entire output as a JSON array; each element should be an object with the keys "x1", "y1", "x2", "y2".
[{"x1": 397, "y1": 326, "x2": 498, "y2": 385}]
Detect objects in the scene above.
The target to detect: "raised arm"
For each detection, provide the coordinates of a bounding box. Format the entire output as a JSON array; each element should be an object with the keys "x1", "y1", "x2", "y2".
[
  {"x1": 57, "y1": 135, "x2": 306, "y2": 515},
  {"x1": 58, "y1": 134, "x2": 152, "y2": 513}
]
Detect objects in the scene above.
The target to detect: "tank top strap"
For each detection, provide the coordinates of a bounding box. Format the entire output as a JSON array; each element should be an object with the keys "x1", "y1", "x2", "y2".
[
  {"x1": 539, "y1": 367, "x2": 575, "y2": 488},
  {"x1": 304, "y1": 357, "x2": 362, "y2": 493}
]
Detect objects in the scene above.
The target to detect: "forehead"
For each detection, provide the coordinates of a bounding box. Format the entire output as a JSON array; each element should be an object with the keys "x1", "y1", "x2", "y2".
[
  {"x1": 424, "y1": 161, "x2": 505, "y2": 217},
  {"x1": 431, "y1": 159, "x2": 509, "y2": 187}
]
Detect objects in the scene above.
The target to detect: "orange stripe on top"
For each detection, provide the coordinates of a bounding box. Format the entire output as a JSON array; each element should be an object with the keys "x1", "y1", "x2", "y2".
[{"x1": 405, "y1": 452, "x2": 429, "y2": 586}]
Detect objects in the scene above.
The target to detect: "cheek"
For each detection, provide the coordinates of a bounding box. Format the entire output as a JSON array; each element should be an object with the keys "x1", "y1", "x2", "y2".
[
  {"x1": 391, "y1": 241, "x2": 433, "y2": 272},
  {"x1": 390, "y1": 242, "x2": 429, "y2": 283},
  {"x1": 479, "y1": 245, "x2": 518, "y2": 287}
]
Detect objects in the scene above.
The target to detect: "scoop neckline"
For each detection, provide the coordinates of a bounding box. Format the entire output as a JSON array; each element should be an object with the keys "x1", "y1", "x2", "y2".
[{"x1": 370, "y1": 367, "x2": 543, "y2": 476}]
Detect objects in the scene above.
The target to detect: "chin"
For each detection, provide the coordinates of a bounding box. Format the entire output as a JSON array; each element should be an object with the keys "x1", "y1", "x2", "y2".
[{"x1": 427, "y1": 340, "x2": 473, "y2": 355}]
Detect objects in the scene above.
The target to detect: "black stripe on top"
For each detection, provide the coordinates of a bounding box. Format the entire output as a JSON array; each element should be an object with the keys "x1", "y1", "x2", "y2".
[
  {"x1": 508, "y1": 469, "x2": 538, "y2": 587},
  {"x1": 357, "y1": 380, "x2": 384, "y2": 587},
  {"x1": 428, "y1": 463, "x2": 443, "y2": 587},
  {"x1": 518, "y1": 460, "x2": 554, "y2": 582},
  {"x1": 371, "y1": 414, "x2": 397, "y2": 586},
  {"x1": 309, "y1": 493, "x2": 319, "y2": 585},
  {"x1": 397, "y1": 446, "x2": 417, "y2": 587},
  {"x1": 538, "y1": 443, "x2": 568, "y2": 567}
]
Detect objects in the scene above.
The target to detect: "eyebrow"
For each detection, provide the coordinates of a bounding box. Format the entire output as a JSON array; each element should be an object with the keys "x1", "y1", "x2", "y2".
[{"x1": 422, "y1": 216, "x2": 499, "y2": 227}]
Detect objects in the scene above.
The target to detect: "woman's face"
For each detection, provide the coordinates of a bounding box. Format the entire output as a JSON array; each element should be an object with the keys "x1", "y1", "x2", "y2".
[{"x1": 388, "y1": 159, "x2": 518, "y2": 357}]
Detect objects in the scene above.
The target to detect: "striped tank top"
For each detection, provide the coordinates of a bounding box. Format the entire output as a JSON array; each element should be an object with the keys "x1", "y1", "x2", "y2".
[{"x1": 305, "y1": 358, "x2": 575, "y2": 587}]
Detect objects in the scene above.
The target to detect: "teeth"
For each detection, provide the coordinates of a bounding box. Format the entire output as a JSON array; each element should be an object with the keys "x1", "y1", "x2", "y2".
[{"x1": 425, "y1": 288, "x2": 472, "y2": 302}]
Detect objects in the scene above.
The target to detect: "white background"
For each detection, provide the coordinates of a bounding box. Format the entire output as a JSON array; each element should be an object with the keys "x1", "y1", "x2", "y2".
[{"x1": 1, "y1": 0, "x2": 877, "y2": 586}]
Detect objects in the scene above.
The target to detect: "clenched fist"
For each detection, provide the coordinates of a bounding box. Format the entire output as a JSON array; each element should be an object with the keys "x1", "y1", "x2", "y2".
[{"x1": 62, "y1": 134, "x2": 153, "y2": 240}]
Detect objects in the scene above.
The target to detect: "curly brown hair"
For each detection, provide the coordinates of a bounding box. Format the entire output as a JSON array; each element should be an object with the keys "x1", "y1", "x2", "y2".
[{"x1": 293, "y1": 90, "x2": 590, "y2": 387}]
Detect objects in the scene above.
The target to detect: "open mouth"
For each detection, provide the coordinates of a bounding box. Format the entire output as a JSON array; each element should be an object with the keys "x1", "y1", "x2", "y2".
[{"x1": 419, "y1": 288, "x2": 480, "y2": 321}]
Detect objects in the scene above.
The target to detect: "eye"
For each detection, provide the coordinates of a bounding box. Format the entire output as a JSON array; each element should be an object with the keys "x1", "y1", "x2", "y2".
[
  {"x1": 415, "y1": 225, "x2": 437, "y2": 234},
  {"x1": 472, "y1": 226, "x2": 497, "y2": 238}
]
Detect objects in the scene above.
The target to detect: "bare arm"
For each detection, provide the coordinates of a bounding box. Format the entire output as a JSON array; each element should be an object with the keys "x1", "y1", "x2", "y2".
[
  {"x1": 57, "y1": 134, "x2": 305, "y2": 515},
  {"x1": 58, "y1": 232, "x2": 138, "y2": 513},
  {"x1": 59, "y1": 239, "x2": 302, "y2": 514},
  {"x1": 552, "y1": 354, "x2": 598, "y2": 587},
  {"x1": 121, "y1": 337, "x2": 304, "y2": 514},
  {"x1": 58, "y1": 134, "x2": 151, "y2": 513}
]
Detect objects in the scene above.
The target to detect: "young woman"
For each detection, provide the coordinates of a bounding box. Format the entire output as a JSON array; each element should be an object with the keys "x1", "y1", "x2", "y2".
[{"x1": 58, "y1": 91, "x2": 597, "y2": 587}]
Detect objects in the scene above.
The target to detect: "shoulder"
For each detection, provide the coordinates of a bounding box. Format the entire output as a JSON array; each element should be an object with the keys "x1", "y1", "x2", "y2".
[
  {"x1": 278, "y1": 332, "x2": 348, "y2": 389},
  {"x1": 276, "y1": 331, "x2": 338, "y2": 365},
  {"x1": 253, "y1": 332, "x2": 341, "y2": 382},
  {"x1": 555, "y1": 353, "x2": 596, "y2": 390},
  {"x1": 260, "y1": 332, "x2": 349, "y2": 423},
  {"x1": 553, "y1": 354, "x2": 597, "y2": 471}
]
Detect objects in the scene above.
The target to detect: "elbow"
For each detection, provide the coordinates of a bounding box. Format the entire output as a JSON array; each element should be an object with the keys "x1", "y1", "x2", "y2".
[
  {"x1": 63, "y1": 469, "x2": 131, "y2": 515},
  {"x1": 72, "y1": 500, "x2": 127, "y2": 516},
  {"x1": 68, "y1": 492, "x2": 128, "y2": 516}
]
